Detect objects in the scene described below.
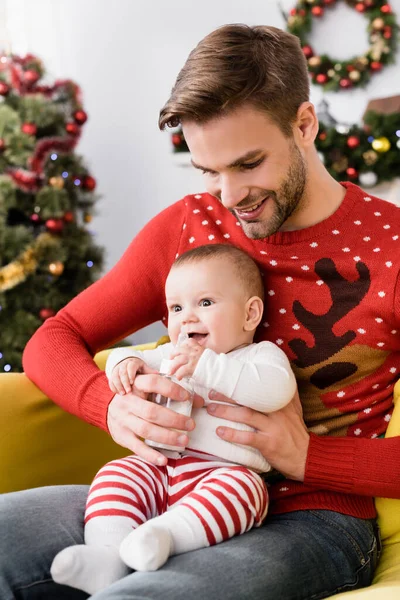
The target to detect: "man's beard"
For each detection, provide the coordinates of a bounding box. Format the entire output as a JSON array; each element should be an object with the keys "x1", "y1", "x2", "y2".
[{"x1": 233, "y1": 143, "x2": 307, "y2": 240}]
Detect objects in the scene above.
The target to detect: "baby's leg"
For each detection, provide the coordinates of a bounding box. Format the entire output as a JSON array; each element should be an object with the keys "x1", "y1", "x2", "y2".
[
  {"x1": 51, "y1": 456, "x2": 167, "y2": 595},
  {"x1": 120, "y1": 464, "x2": 268, "y2": 572}
]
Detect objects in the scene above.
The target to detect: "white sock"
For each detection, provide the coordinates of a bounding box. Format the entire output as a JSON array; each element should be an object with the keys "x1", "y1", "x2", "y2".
[
  {"x1": 119, "y1": 507, "x2": 208, "y2": 571},
  {"x1": 50, "y1": 544, "x2": 130, "y2": 595},
  {"x1": 119, "y1": 523, "x2": 172, "y2": 571}
]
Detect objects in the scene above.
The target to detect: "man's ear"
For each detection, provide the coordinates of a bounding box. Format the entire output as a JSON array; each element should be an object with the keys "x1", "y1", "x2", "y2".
[
  {"x1": 293, "y1": 101, "x2": 319, "y2": 148},
  {"x1": 244, "y1": 296, "x2": 264, "y2": 332}
]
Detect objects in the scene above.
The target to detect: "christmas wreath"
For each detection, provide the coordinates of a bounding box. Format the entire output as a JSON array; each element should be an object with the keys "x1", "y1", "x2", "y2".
[{"x1": 285, "y1": 0, "x2": 399, "y2": 91}]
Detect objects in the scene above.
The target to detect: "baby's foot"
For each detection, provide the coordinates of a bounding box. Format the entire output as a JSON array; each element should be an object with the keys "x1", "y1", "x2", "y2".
[
  {"x1": 51, "y1": 544, "x2": 129, "y2": 595},
  {"x1": 119, "y1": 524, "x2": 172, "y2": 571}
]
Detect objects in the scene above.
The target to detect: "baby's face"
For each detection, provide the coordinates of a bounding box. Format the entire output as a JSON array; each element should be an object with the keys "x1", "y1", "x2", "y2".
[{"x1": 165, "y1": 257, "x2": 250, "y2": 354}]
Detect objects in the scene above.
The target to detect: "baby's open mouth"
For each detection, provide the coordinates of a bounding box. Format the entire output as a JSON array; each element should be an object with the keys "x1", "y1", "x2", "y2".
[{"x1": 188, "y1": 332, "x2": 208, "y2": 344}]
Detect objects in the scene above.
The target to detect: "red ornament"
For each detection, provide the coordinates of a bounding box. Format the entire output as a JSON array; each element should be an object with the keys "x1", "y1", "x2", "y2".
[
  {"x1": 0, "y1": 81, "x2": 10, "y2": 96},
  {"x1": 63, "y1": 211, "x2": 75, "y2": 223},
  {"x1": 346, "y1": 65, "x2": 355, "y2": 72},
  {"x1": 339, "y1": 78, "x2": 352, "y2": 89},
  {"x1": 46, "y1": 218, "x2": 64, "y2": 233},
  {"x1": 30, "y1": 213, "x2": 41, "y2": 223},
  {"x1": 299, "y1": 9, "x2": 306, "y2": 16},
  {"x1": 318, "y1": 132, "x2": 327, "y2": 141},
  {"x1": 381, "y1": 4, "x2": 392, "y2": 13},
  {"x1": 290, "y1": 8, "x2": 297, "y2": 16},
  {"x1": 302, "y1": 45, "x2": 314, "y2": 59},
  {"x1": 323, "y1": 0, "x2": 336, "y2": 4},
  {"x1": 172, "y1": 134, "x2": 183, "y2": 146},
  {"x1": 383, "y1": 26, "x2": 392, "y2": 39},
  {"x1": 65, "y1": 122, "x2": 80, "y2": 136},
  {"x1": 82, "y1": 175, "x2": 96, "y2": 191},
  {"x1": 316, "y1": 73, "x2": 328, "y2": 84},
  {"x1": 73, "y1": 109, "x2": 88, "y2": 125},
  {"x1": 355, "y1": 2, "x2": 366, "y2": 12},
  {"x1": 311, "y1": 6, "x2": 324, "y2": 16},
  {"x1": 39, "y1": 308, "x2": 56, "y2": 321},
  {"x1": 24, "y1": 69, "x2": 40, "y2": 84},
  {"x1": 21, "y1": 122, "x2": 37, "y2": 136},
  {"x1": 347, "y1": 136, "x2": 360, "y2": 149},
  {"x1": 370, "y1": 61, "x2": 383, "y2": 71},
  {"x1": 363, "y1": 124, "x2": 372, "y2": 134},
  {"x1": 346, "y1": 167, "x2": 358, "y2": 179},
  {"x1": 0, "y1": 139, "x2": 5, "y2": 153}
]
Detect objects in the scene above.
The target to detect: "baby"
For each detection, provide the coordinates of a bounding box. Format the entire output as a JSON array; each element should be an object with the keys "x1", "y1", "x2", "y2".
[{"x1": 51, "y1": 243, "x2": 296, "y2": 595}]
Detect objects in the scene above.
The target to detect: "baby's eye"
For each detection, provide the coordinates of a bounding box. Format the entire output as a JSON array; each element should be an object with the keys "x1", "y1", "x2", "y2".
[
  {"x1": 171, "y1": 305, "x2": 182, "y2": 313},
  {"x1": 199, "y1": 299, "x2": 213, "y2": 307}
]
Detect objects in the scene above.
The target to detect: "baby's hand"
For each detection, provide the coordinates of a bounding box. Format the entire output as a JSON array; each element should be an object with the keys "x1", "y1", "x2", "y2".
[
  {"x1": 109, "y1": 358, "x2": 157, "y2": 395},
  {"x1": 169, "y1": 338, "x2": 205, "y2": 380}
]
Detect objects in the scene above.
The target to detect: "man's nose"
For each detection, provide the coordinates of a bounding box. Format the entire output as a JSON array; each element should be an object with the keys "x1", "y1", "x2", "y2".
[{"x1": 218, "y1": 174, "x2": 249, "y2": 210}]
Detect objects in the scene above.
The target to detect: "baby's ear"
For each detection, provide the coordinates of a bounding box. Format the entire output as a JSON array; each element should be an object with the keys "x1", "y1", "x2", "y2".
[{"x1": 244, "y1": 296, "x2": 264, "y2": 331}]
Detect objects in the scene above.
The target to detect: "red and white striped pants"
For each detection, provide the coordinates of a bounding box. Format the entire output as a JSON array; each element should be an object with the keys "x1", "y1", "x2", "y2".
[{"x1": 85, "y1": 454, "x2": 269, "y2": 547}]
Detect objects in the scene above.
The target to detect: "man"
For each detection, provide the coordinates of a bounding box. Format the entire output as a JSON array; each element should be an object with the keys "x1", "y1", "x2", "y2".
[{"x1": 1, "y1": 24, "x2": 398, "y2": 600}]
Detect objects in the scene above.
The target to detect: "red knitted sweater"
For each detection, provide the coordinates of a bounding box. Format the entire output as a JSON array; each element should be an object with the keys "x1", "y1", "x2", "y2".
[{"x1": 23, "y1": 182, "x2": 400, "y2": 518}]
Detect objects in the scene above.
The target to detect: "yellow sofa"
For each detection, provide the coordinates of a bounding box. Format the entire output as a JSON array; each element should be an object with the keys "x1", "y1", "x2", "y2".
[{"x1": 0, "y1": 339, "x2": 399, "y2": 598}]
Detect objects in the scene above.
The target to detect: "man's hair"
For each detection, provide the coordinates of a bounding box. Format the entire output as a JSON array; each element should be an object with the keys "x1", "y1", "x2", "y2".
[
  {"x1": 172, "y1": 244, "x2": 264, "y2": 301},
  {"x1": 159, "y1": 24, "x2": 309, "y2": 137}
]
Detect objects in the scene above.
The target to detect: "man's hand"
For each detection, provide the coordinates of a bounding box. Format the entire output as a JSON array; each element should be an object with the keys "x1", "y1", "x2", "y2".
[
  {"x1": 108, "y1": 357, "x2": 158, "y2": 395},
  {"x1": 107, "y1": 372, "x2": 204, "y2": 466},
  {"x1": 206, "y1": 389, "x2": 309, "y2": 481},
  {"x1": 169, "y1": 338, "x2": 205, "y2": 380}
]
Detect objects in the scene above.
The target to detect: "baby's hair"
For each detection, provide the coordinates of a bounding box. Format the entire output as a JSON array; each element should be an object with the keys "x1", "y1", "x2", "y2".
[{"x1": 172, "y1": 244, "x2": 264, "y2": 301}]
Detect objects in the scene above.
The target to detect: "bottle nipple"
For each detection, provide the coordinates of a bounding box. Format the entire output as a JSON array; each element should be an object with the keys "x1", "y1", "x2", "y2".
[{"x1": 176, "y1": 326, "x2": 189, "y2": 347}]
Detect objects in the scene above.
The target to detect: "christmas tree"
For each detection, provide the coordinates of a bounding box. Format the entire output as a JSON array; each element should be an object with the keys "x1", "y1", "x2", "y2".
[{"x1": 0, "y1": 53, "x2": 103, "y2": 373}]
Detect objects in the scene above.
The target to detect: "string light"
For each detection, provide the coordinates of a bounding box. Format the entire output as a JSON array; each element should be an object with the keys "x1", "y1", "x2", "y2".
[
  {"x1": 4, "y1": 364, "x2": 11, "y2": 372},
  {"x1": 50, "y1": 153, "x2": 58, "y2": 160},
  {"x1": 86, "y1": 260, "x2": 94, "y2": 268}
]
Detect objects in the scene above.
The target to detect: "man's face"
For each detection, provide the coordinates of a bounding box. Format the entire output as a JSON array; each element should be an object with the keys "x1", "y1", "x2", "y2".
[{"x1": 182, "y1": 105, "x2": 307, "y2": 239}]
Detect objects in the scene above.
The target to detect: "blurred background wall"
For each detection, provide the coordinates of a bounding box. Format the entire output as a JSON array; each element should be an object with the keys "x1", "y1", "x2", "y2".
[{"x1": 2, "y1": 0, "x2": 399, "y2": 343}]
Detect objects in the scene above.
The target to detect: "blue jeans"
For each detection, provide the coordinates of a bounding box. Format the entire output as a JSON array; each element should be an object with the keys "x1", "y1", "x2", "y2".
[{"x1": 0, "y1": 485, "x2": 380, "y2": 600}]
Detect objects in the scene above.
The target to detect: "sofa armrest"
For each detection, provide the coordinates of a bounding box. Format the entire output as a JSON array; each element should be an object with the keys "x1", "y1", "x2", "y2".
[{"x1": 0, "y1": 337, "x2": 169, "y2": 493}]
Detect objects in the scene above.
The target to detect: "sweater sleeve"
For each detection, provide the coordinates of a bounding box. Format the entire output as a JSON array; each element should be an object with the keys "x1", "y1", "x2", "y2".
[
  {"x1": 305, "y1": 433, "x2": 400, "y2": 499},
  {"x1": 105, "y1": 343, "x2": 174, "y2": 380},
  {"x1": 22, "y1": 201, "x2": 186, "y2": 431},
  {"x1": 193, "y1": 342, "x2": 297, "y2": 412}
]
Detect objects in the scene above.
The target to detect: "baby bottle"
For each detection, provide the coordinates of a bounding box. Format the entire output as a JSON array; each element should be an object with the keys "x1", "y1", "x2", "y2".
[{"x1": 146, "y1": 329, "x2": 194, "y2": 452}]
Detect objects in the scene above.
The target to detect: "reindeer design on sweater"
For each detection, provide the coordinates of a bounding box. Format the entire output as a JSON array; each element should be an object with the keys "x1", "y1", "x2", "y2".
[{"x1": 288, "y1": 258, "x2": 390, "y2": 436}]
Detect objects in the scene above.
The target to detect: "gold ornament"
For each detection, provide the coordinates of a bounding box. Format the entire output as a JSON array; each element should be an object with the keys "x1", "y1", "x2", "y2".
[
  {"x1": 84, "y1": 213, "x2": 93, "y2": 223},
  {"x1": 334, "y1": 63, "x2": 342, "y2": 71},
  {"x1": 372, "y1": 18, "x2": 385, "y2": 30},
  {"x1": 327, "y1": 69, "x2": 335, "y2": 77},
  {"x1": 49, "y1": 176, "x2": 65, "y2": 189},
  {"x1": 308, "y1": 56, "x2": 322, "y2": 68},
  {"x1": 370, "y1": 38, "x2": 386, "y2": 61},
  {"x1": 371, "y1": 137, "x2": 391, "y2": 153},
  {"x1": 332, "y1": 157, "x2": 349, "y2": 173},
  {"x1": 349, "y1": 70, "x2": 361, "y2": 81},
  {"x1": 363, "y1": 150, "x2": 378, "y2": 166},
  {"x1": 48, "y1": 261, "x2": 64, "y2": 276},
  {"x1": 288, "y1": 15, "x2": 302, "y2": 27}
]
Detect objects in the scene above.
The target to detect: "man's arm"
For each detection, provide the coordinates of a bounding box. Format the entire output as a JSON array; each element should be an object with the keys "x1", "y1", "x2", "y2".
[{"x1": 22, "y1": 201, "x2": 186, "y2": 431}]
